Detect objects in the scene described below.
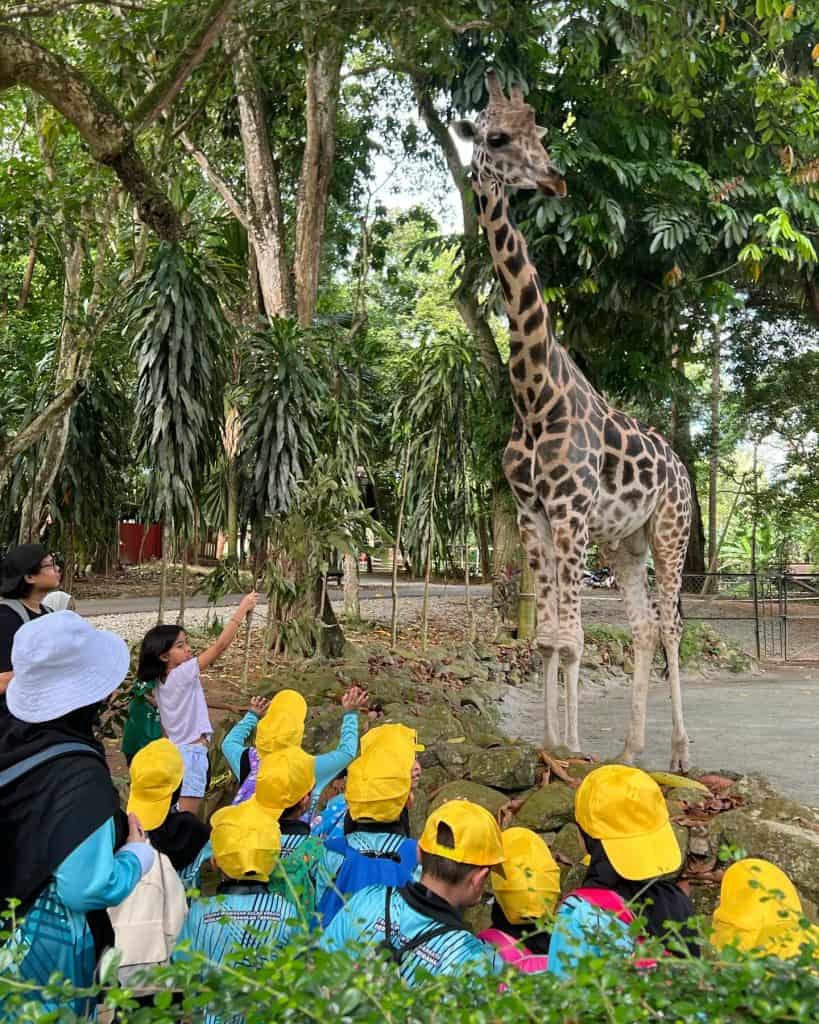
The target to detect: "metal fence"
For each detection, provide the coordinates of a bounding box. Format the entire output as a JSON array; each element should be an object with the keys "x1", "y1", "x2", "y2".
[{"x1": 673, "y1": 569, "x2": 818, "y2": 663}]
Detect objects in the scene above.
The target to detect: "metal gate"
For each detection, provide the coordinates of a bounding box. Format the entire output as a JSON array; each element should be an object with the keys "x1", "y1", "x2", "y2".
[{"x1": 678, "y1": 569, "x2": 818, "y2": 663}]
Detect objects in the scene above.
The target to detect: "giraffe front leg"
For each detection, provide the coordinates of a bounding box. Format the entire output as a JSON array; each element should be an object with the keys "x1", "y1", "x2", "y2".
[
  {"x1": 550, "y1": 521, "x2": 588, "y2": 752},
  {"x1": 518, "y1": 513, "x2": 560, "y2": 749}
]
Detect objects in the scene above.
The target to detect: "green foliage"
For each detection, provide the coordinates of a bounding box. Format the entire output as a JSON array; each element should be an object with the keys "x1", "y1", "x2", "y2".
[
  {"x1": 1, "y1": 913, "x2": 817, "y2": 1023},
  {"x1": 240, "y1": 318, "x2": 327, "y2": 526},
  {"x1": 130, "y1": 243, "x2": 228, "y2": 528}
]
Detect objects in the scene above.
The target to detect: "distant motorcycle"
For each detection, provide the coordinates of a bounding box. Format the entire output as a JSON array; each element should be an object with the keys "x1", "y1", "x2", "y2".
[{"x1": 583, "y1": 567, "x2": 616, "y2": 589}]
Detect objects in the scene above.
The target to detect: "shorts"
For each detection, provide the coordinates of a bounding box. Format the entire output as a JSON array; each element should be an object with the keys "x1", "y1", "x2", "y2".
[{"x1": 180, "y1": 743, "x2": 210, "y2": 798}]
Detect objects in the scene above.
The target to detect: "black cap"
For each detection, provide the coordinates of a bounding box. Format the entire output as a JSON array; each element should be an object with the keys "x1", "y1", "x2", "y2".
[{"x1": 0, "y1": 544, "x2": 48, "y2": 596}]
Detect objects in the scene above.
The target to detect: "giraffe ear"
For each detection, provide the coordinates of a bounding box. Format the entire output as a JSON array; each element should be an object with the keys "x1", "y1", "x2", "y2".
[
  {"x1": 450, "y1": 119, "x2": 476, "y2": 141},
  {"x1": 535, "y1": 125, "x2": 548, "y2": 139}
]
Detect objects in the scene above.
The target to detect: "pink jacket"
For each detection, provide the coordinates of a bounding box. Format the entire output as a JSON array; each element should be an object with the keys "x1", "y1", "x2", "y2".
[{"x1": 478, "y1": 928, "x2": 549, "y2": 973}]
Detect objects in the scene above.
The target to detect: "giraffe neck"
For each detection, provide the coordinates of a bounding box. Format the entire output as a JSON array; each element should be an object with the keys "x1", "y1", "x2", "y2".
[{"x1": 475, "y1": 180, "x2": 560, "y2": 407}]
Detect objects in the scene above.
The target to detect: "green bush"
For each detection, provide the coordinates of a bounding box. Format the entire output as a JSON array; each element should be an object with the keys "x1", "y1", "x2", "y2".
[{"x1": 2, "y1": 916, "x2": 817, "y2": 1023}]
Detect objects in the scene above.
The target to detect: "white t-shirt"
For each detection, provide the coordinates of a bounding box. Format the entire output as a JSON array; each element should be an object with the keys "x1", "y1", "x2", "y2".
[{"x1": 155, "y1": 658, "x2": 212, "y2": 746}]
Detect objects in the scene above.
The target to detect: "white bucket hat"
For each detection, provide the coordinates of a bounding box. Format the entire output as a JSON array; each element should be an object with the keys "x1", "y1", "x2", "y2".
[{"x1": 7, "y1": 610, "x2": 130, "y2": 723}]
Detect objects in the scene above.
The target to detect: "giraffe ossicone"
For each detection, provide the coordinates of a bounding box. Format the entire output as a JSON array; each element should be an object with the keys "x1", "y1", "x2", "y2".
[{"x1": 451, "y1": 71, "x2": 692, "y2": 771}]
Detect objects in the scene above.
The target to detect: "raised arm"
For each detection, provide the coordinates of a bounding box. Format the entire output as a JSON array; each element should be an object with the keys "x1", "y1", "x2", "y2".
[{"x1": 197, "y1": 592, "x2": 258, "y2": 671}]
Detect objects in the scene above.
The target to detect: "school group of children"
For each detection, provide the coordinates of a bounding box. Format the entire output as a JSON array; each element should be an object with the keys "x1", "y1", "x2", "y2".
[{"x1": 1, "y1": 601, "x2": 816, "y2": 1021}]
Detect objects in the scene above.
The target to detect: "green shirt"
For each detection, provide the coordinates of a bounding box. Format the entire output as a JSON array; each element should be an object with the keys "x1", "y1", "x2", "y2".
[{"x1": 121, "y1": 679, "x2": 162, "y2": 761}]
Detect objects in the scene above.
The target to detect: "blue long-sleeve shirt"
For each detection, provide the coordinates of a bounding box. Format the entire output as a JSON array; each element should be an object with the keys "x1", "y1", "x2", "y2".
[
  {"x1": 221, "y1": 711, "x2": 360, "y2": 810},
  {"x1": 2, "y1": 818, "x2": 146, "y2": 1017}
]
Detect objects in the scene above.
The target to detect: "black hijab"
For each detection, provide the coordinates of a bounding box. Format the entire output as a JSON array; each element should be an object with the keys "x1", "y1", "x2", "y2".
[
  {"x1": 490, "y1": 899, "x2": 552, "y2": 954},
  {"x1": 0, "y1": 703, "x2": 127, "y2": 914},
  {"x1": 148, "y1": 788, "x2": 211, "y2": 871},
  {"x1": 578, "y1": 827, "x2": 699, "y2": 955}
]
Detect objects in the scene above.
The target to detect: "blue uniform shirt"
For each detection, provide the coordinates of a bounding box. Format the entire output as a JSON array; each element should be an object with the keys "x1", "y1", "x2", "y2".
[{"x1": 319, "y1": 883, "x2": 502, "y2": 984}]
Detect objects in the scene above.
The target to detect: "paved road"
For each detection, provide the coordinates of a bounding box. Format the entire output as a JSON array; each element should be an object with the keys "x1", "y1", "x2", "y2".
[
  {"x1": 500, "y1": 668, "x2": 819, "y2": 808},
  {"x1": 74, "y1": 581, "x2": 491, "y2": 616}
]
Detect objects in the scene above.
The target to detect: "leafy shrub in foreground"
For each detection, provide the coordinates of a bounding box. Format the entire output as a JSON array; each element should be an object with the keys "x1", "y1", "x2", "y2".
[{"x1": 1, "y1": 913, "x2": 817, "y2": 1024}]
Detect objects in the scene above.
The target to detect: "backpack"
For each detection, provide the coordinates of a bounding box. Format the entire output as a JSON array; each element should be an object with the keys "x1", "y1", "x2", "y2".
[
  {"x1": 379, "y1": 886, "x2": 461, "y2": 973},
  {"x1": 107, "y1": 845, "x2": 188, "y2": 987},
  {"x1": 569, "y1": 888, "x2": 635, "y2": 924},
  {"x1": 477, "y1": 927, "x2": 549, "y2": 973},
  {"x1": 0, "y1": 598, "x2": 52, "y2": 624},
  {"x1": 317, "y1": 836, "x2": 418, "y2": 925}
]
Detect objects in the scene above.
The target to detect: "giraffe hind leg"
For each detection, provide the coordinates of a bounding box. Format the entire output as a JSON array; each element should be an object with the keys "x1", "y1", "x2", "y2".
[
  {"x1": 606, "y1": 531, "x2": 658, "y2": 765},
  {"x1": 651, "y1": 536, "x2": 690, "y2": 772}
]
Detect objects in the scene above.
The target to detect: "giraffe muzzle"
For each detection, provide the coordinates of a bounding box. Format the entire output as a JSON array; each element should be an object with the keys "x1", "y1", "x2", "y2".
[{"x1": 537, "y1": 176, "x2": 568, "y2": 198}]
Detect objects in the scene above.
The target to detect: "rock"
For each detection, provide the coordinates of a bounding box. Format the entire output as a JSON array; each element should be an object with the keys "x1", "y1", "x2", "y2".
[
  {"x1": 459, "y1": 710, "x2": 506, "y2": 749},
  {"x1": 431, "y1": 740, "x2": 482, "y2": 778},
  {"x1": 665, "y1": 786, "x2": 712, "y2": 817},
  {"x1": 623, "y1": 656, "x2": 634, "y2": 676},
  {"x1": 566, "y1": 762, "x2": 599, "y2": 782},
  {"x1": 551, "y1": 823, "x2": 586, "y2": 865},
  {"x1": 428, "y1": 780, "x2": 509, "y2": 816},
  {"x1": 709, "y1": 809, "x2": 819, "y2": 904},
  {"x1": 730, "y1": 775, "x2": 819, "y2": 826},
  {"x1": 581, "y1": 650, "x2": 603, "y2": 669},
  {"x1": 468, "y1": 745, "x2": 539, "y2": 791},
  {"x1": 474, "y1": 643, "x2": 495, "y2": 661},
  {"x1": 671, "y1": 823, "x2": 690, "y2": 871},
  {"x1": 560, "y1": 862, "x2": 587, "y2": 896},
  {"x1": 514, "y1": 783, "x2": 576, "y2": 831},
  {"x1": 507, "y1": 670, "x2": 522, "y2": 686},
  {"x1": 459, "y1": 686, "x2": 487, "y2": 715},
  {"x1": 381, "y1": 705, "x2": 463, "y2": 746}
]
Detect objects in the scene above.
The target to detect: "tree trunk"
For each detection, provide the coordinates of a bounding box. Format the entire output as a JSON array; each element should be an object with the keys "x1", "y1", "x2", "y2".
[
  {"x1": 294, "y1": 23, "x2": 342, "y2": 326},
  {"x1": 158, "y1": 519, "x2": 171, "y2": 622},
  {"x1": 517, "y1": 562, "x2": 536, "y2": 640},
  {"x1": 476, "y1": 483, "x2": 492, "y2": 582},
  {"x1": 224, "y1": 403, "x2": 241, "y2": 559},
  {"x1": 704, "y1": 323, "x2": 721, "y2": 594},
  {"x1": 342, "y1": 553, "x2": 360, "y2": 619},
  {"x1": 315, "y1": 575, "x2": 345, "y2": 658},
  {"x1": 18, "y1": 220, "x2": 86, "y2": 542},
  {"x1": 228, "y1": 24, "x2": 291, "y2": 318},
  {"x1": 412, "y1": 76, "x2": 504, "y2": 388},
  {"x1": 391, "y1": 443, "x2": 410, "y2": 649},
  {"x1": 17, "y1": 231, "x2": 38, "y2": 310},
  {"x1": 421, "y1": 434, "x2": 441, "y2": 652},
  {"x1": 177, "y1": 544, "x2": 188, "y2": 626}
]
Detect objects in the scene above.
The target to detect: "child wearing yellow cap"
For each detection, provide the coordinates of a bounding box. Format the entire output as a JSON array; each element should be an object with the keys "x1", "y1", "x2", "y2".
[
  {"x1": 478, "y1": 827, "x2": 560, "y2": 972},
  {"x1": 712, "y1": 859, "x2": 819, "y2": 960},
  {"x1": 320, "y1": 800, "x2": 504, "y2": 982},
  {"x1": 172, "y1": 799, "x2": 299, "y2": 995},
  {"x1": 315, "y1": 728, "x2": 422, "y2": 924},
  {"x1": 549, "y1": 765, "x2": 696, "y2": 978},
  {"x1": 253, "y1": 746, "x2": 324, "y2": 919},
  {"x1": 221, "y1": 685, "x2": 368, "y2": 812},
  {"x1": 127, "y1": 739, "x2": 212, "y2": 891}
]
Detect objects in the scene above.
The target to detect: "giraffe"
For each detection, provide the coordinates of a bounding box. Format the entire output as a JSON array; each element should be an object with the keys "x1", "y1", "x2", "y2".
[{"x1": 452, "y1": 73, "x2": 692, "y2": 771}]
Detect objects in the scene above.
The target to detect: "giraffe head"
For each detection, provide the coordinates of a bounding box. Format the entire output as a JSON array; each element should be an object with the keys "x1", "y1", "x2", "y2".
[{"x1": 451, "y1": 71, "x2": 567, "y2": 198}]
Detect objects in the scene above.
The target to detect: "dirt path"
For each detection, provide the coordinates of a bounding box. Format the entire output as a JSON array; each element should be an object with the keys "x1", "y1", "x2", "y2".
[{"x1": 499, "y1": 666, "x2": 819, "y2": 808}]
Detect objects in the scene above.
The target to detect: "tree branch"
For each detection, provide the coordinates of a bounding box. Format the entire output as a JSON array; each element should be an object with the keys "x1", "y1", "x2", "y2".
[
  {"x1": 7, "y1": 0, "x2": 151, "y2": 15},
  {"x1": 0, "y1": 24, "x2": 183, "y2": 240},
  {"x1": 129, "y1": 0, "x2": 237, "y2": 132},
  {"x1": 179, "y1": 131, "x2": 247, "y2": 228},
  {"x1": 411, "y1": 74, "x2": 505, "y2": 388},
  {"x1": 0, "y1": 381, "x2": 87, "y2": 477}
]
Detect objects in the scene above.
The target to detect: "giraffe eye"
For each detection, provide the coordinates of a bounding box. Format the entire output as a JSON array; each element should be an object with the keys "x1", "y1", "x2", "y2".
[{"x1": 487, "y1": 132, "x2": 511, "y2": 149}]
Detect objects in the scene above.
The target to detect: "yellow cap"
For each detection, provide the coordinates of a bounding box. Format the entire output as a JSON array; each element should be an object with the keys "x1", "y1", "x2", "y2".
[
  {"x1": 574, "y1": 765, "x2": 681, "y2": 881},
  {"x1": 491, "y1": 827, "x2": 561, "y2": 924},
  {"x1": 346, "y1": 747, "x2": 412, "y2": 823},
  {"x1": 255, "y1": 746, "x2": 316, "y2": 812},
  {"x1": 127, "y1": 738, "x2": 184, "y2": 831},
  {"x1": 255, "y1": 690, "x2": 307, "y2": 755},
  {"x1": 210, "y1": 798, "x2": 282, "y2": 881},
  {"x1": 419, "y1": 800, "x2": 505, "y2": 869},
  {"x1": 712, "y1": 859, "x2": 818, "y2": 959},
  {"x1": 361, "y1": 723, "x2": 425, "y2": 757}
]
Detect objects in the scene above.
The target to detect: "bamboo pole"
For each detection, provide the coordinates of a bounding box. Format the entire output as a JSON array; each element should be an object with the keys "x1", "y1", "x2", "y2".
[
  {"x1": 391, "y1": 442, "x2": 411, "y2": 650},
  {"x1": 421, "y1": 433, "x2": 441, "y2": 653}
]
